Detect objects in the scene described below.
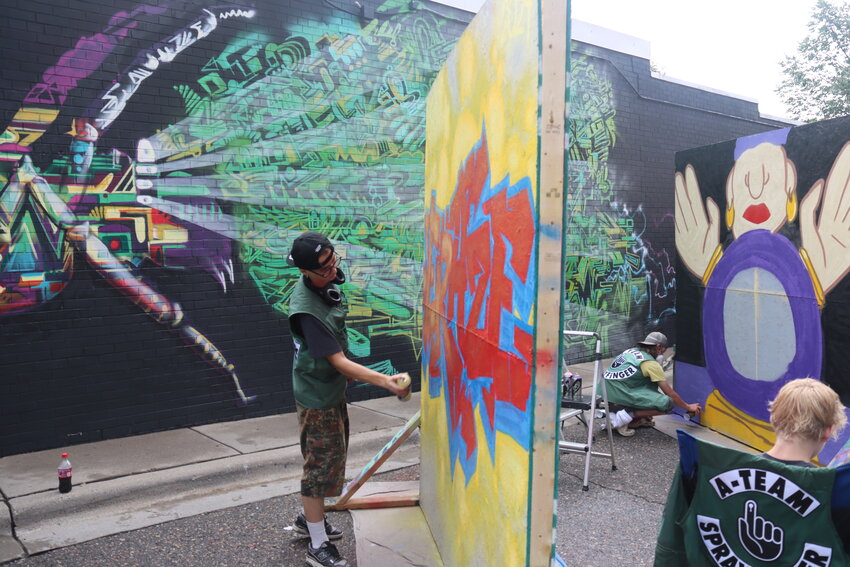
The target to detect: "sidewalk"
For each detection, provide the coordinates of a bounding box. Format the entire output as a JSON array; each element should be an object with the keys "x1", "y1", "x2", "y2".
[
  {"x1": 1, "y1": 360, "x2": 758, "y2": 566},
  {"x1": 0, "y1": 394, "x2": 422, "y2": 564}
]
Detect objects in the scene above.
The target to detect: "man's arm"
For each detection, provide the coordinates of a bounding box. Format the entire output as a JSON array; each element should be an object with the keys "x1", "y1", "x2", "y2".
[
  {"x1": 641, "y1": 359, "x2": 667, "y2": 383},
  {"x1": 326, "y1": 351, "x2": 410, "y2": 397},
  {"x1": 657, "y1": 381, "x2": 702, "y2": 415},
  {"x1": 296, "y1": 314, "x2": 410, "y2": 397},
  {"x1": 294, "y1": 314, "x2": 342, "y2": 358}
]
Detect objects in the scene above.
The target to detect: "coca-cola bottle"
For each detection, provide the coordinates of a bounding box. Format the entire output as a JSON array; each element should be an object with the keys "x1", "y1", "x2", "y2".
[{"x1": 58, "y1": 452, "x2": 72, "y2": 494}]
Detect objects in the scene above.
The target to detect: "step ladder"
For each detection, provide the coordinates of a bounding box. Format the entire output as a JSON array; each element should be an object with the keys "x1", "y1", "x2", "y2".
[{"x1": 559, "y1": 330, "x2": 617, "y2": 490}]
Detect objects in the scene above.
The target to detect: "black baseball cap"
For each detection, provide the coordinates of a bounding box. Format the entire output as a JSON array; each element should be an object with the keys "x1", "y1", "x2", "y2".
[{"x1": 287, "y1": 231, "x2": 334, "y2": 269}]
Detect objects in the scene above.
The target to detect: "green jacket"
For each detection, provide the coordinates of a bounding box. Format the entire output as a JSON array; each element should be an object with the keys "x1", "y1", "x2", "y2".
[
  {"x1": 288, "y1": 277, "x2": 349, "y2": 409},
  {"x1": 655, "y1": 431, "x2": 850, "y2": 567}
]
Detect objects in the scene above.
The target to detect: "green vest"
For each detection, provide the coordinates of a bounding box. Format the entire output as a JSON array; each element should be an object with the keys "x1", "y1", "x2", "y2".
[
  {"x1": 603, "y1": 347, "x2": 650, "y2": 384},
  {"x1": 656, "y1": 434, "x2": 849, "y2": 567},
  {"x1": 603, "y1": 347, "x2": 667, "y2": 409},
  {"x1": 288, "y1": 277, "x2": 349, "y2": 409}
]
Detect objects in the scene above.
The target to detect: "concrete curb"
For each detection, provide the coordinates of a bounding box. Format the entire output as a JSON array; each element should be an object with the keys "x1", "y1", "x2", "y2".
[
  {"x1": 0, "y1": 502, "x2": 21, "y2": 563},
  {"x1": 11, "y1": 429, "x2": 419, "y2": 556}
]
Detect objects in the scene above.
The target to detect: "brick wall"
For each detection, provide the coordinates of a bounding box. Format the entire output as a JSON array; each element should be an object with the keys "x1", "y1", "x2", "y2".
[
  {"x1": 0, "y1": 1, "x2": 792, "y2": 456},
  {"x1": 0, "y1": 0, "x2": 470, "y2": 456}
]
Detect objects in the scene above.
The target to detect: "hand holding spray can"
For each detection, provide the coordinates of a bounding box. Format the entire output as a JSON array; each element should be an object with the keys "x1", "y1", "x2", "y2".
[{"x1": 396, "y1": 373, "x2": 412, "y2": 402}]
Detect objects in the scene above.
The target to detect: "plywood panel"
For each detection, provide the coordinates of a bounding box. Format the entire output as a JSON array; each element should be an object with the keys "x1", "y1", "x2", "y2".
[
  {"x1": 674, "y1": 117, "x2": 850, "y2": 467},
  {"x1": 421, "y1": 0, "x2": 568, "y2": 564}
]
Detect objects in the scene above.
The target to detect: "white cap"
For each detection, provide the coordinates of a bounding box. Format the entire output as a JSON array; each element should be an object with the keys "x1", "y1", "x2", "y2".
[{"x1": 637, "y1": 332, "x2": 667, "y2": 347}]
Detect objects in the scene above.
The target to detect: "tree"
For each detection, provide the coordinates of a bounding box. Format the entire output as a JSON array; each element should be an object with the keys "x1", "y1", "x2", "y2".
[{"x1": 777, "y1": 0, "x2": 850, "y2": 122}]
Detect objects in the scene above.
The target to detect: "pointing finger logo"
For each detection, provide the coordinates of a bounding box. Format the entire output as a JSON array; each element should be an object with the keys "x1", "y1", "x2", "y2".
[{"x1": 738, "y1": 500, "x2": 783, "y2": 561}]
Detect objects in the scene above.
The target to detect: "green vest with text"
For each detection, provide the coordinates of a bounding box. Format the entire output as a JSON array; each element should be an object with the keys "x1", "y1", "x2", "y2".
[
  {"x1": 656, "y1": 434, "x2": 849, "y2": 567},
  {"x1": 604, "y1": 347, "x2": 650, "y2": 384},
  {"x1": 288, "y1": 277, "x2": 349, "y2": 409}
]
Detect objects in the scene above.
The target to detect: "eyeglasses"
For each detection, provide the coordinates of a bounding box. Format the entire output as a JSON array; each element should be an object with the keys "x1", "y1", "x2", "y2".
[{"x1": 308, "y1": 251, "x2": 343, "y2": 277}]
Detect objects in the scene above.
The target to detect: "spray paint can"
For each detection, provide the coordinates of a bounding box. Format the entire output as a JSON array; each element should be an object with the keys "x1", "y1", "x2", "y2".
[
  {"x1": 397, "y1": 372, "x2": 412, "y2": 402},
  {"x1": 569, "y1": 375, "x2": 582, "y2": 400}
]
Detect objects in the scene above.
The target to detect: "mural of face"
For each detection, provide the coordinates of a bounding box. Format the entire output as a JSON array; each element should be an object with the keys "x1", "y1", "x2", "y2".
[
  {"x1": 675, "y1": 121, "x2": 850, "y2": 467},
  {"x1": 725, "y1": 143, "x2": 797, "y2": 239}
]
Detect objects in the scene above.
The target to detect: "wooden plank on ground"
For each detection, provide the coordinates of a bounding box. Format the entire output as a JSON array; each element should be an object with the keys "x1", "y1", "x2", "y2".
[{"x1": 331, "y1": 480, "x2": 419, "y2": 510}]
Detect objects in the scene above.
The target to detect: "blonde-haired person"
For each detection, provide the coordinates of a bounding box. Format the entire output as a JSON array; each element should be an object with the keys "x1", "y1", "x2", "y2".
[{"x1": 764, "y1": 377, "x2": 848, "y2": 468}]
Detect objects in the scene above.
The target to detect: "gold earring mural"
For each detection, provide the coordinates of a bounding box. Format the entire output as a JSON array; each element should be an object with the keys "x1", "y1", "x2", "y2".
[{"x1": 786, "y1": 191, "x2": 797, "y2": 222}]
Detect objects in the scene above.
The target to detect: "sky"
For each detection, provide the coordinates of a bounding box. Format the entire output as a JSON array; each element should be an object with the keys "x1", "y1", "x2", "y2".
[{"x1": 434, "y1": 0, "x2": 822, "y2": 119}]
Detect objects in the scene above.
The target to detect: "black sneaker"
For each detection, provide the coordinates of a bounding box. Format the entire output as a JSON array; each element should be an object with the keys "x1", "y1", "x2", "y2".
[
  {"x1": 306, "y1": 541, "x2": 350, "y2": 567},
  {"x1": 293, "y1": 513, "x2": 343, "y2": 541}
]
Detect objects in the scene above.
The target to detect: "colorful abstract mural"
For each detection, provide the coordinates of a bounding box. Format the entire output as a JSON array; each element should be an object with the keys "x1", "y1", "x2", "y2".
[
  {"x1": 0, "y1": 0, "x2": 470, "y2": 455},
  {"x1": 0, "y1": 6, "x2": 261, "y2": 406},
  {"x1": 421, "y1": 0, "x2": 567, "y2": 564},
  {"x1": 674, "y1": 116, "x2": 850, "y2": 466}
]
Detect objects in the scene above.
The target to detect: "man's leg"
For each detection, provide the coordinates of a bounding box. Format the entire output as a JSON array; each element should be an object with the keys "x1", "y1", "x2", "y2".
[
  {"x1": 302, "y1": 494, "x2": 328, "y2": 547},
  {"x1": 607, "y1": 407, "x2": 668, "y2": 436},
  {"x1": 302, "y1": 495, "x2": 325, "y2": 523},
  {"x1": 297, "y1": 402, "x2": 350, "y2": 566},
  {"x1": 623, "y1": 393, "x2": 676, "y2": 431}
]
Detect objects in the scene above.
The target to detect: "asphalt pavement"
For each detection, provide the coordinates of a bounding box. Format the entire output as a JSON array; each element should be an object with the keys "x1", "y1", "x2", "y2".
[{"x1": 0, "y1": 359, "x2": 756, "y2": 567}]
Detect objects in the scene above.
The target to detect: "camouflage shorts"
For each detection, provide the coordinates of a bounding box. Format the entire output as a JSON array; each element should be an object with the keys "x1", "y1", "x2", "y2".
[{"x1": 297, "y1": 401, "x2": 350, "y2": 498}]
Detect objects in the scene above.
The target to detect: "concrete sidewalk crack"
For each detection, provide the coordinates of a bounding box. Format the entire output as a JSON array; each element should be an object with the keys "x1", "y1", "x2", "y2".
[
  {"x1": 2, "y1": 497, "x2": 28, "y2": 558},
  {"x1": 364, "y1": 537, "x2": 429, "y2": 566},
  {"x1": 189, "y1": 428, "x2": 244, "y2": 454},
  {"x1": 561, "y1": 470, "x2": 667, "y2": 506}
]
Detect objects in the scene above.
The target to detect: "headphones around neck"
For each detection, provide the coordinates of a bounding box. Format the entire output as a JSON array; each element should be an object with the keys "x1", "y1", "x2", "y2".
[{"x1": 304, "y1": 269, "x2": 346, "y2": 305}]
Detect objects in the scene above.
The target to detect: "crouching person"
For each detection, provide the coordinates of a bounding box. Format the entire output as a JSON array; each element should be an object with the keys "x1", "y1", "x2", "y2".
[{"x1": 602, "y1": 332, "x2": 702, "y2": 436}]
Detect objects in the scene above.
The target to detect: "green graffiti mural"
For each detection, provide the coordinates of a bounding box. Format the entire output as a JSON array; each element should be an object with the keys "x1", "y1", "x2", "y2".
[
  {"x1": 138, "y1": 1, "x2": 466, "y2": 369},
  {"x1": 565, "y1": 54, "x2": 674, "y2": 358}
]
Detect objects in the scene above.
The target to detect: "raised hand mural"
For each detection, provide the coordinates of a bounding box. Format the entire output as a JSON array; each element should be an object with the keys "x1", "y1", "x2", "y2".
[{"x1": 674, "y1": 117, "x2": 850, "y2": 466}]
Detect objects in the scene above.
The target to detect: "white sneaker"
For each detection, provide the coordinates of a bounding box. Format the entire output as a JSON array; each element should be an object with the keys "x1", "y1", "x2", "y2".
[{"x1": 608, "y1": 409, "x2": 633, "y2": 430}]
